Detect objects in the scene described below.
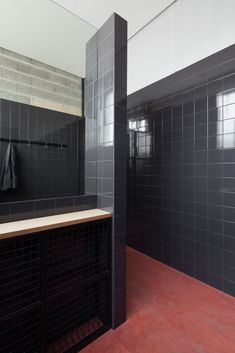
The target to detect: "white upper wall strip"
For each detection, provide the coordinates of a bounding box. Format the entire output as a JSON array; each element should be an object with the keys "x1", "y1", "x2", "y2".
[{"x1": 128, "y1": 0, "x2": 235, "y2": 94}]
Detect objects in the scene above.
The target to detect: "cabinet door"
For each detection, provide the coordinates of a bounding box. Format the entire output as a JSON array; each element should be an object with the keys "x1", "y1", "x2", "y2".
[
  {"x1": 0, "y1": 235, "x2": 40, "y2": 318},
  {"x1": 0, "y1": 235, "x2": 41, "y2": 353},
  {"x1": 0, "y1": 306, "x2": 41, "y2": 353},
  {"x1": 46, "y1": 277, "x2": 110, "y2": 353},
  {"x1": 45, "y1": 221, "x2": 111, "y2": 297},
  {"x1": 43, "y1": 220, "x2": 112, "y2": 353}
]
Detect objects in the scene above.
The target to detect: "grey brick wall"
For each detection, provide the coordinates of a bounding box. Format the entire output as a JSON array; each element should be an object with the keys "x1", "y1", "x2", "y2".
[{"x1": 0, "y1": 47, "x2": 82, "y2": 116}]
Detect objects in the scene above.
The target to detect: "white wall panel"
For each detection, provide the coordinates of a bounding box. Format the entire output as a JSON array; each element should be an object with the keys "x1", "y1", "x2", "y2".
[
  {"x1": 128, "y1": 0, "x2": 235, "y2": 94},
  {"x1": 128, "y1": 6, "x2": 175, "y2": 95}
]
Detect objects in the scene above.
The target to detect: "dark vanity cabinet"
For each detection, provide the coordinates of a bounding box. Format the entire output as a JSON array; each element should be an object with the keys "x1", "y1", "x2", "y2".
[
  {"x1": 0, "y1": 219, "x2": 111, "y2": 353},
  {"x1": 0, "y1": 236, "x2": 41, "y2": 353}
]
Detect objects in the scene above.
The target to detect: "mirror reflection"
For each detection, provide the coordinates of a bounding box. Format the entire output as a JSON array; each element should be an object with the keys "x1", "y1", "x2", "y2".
[{"x1": 0, "y1": 0, "x2": 97, "y2": 202}]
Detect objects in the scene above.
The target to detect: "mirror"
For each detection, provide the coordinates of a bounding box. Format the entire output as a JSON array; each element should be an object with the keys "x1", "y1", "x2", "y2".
[{"x1": 0, "y1": 0, "x2": 97, "y2": 203}]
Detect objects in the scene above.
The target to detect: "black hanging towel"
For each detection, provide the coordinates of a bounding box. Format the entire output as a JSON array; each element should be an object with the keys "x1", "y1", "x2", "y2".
[{"x1": 0, "y1": 143, "x2": 18, "y2": 191}]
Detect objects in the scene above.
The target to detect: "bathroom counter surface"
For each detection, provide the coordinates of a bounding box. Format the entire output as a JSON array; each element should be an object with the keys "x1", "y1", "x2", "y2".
[{"x1": 0, "y1": 209, "x2": 112, "y2": 240}]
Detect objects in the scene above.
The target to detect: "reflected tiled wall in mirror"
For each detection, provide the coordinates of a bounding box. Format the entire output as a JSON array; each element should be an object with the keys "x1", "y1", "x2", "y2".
[{"x1": 0, "y1": 99, "x2": 84, "y2": 203}]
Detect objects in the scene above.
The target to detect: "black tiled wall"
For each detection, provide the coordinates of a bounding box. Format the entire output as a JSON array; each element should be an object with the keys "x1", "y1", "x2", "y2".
[
  {"x1": 0, "y1": 98, "x2": 94, "y2": 223},
  {"x1": 0, "y1": 98, "x2": 84, "y2": 202},
  {"x1": 128, "y1": 49, "x2": 235, "y2": 297},
  {"x1": 85, "y1": 14, "x2": 127, "y2": 328}
]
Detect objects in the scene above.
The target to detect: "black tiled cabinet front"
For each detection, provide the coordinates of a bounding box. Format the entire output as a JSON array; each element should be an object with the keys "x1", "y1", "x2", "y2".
[{"x1": 0, "y1": 219, "x2": 111, "y2": 353}]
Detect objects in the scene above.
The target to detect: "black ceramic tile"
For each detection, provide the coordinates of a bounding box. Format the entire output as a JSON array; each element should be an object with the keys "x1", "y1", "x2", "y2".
[
  {"x1": 223, "y1": 73, "x2": 235, "y2": 91},
  {"x1": 1, "y1": 99, "x2": 10, "y2": 138},
  {"x1": 195, "y1": 98, "x2": 207, "y2": 113},
  {"x1": 223, "y1": 163, "x2": 235, "y2": 178},
  {"x1": 19, "y1": 104, "x2": 29, "y2": 140},
  {"x1": 55, "y1": 197, "x2": 74, "y2": 214},
  {"x1": 224, "y1": 206, "x2": 235, "y2": 222},
  {"x1": 208, "y1": 273, "x2": 223, "y2": 291},
  {"x1": 224, "y1": 265, "x2": 235, "y2": 282},
  {"x1": 0, "y1": 194, "x2": 98, "y2": 224},
  {"x1": 224, "y1": 250, "x2": 235, "y2": 268},
  {"x1": 183, "y1": 102, "x2": 194, "y2": 115},
  {"x1": 0, "y1": 203, "x2": 10, "y2": 223},
  {"x1": 208, "y1": 232, "x2": 223, "y2": 248},
  {"x1": 73, "y1": 195, "x2": 97, "y2": 212},
  {"x1": 35, "y1": 199, "x2": 55, "y2": 218},
  {"x1": 208, "y1": 78, "x2": 223, "y2": 95},
  {"x1": 224, "y1": 279, "x2": 235, "y2": 296},
  {"x1": 10, "y1": 201, "x2": 35, "y2": 221},
  {"x1": 208, "y1": 258, "x2": 223, "y2": 277},
  {"x1": 10, "y1": 101, "x2": 20, "y2": 140},
  {"x1": 224, "y1": 236, "x2": 235, "y2": 252},
  {"x1": 224, "y1": 221, "x2": 235, "y2": 237}
]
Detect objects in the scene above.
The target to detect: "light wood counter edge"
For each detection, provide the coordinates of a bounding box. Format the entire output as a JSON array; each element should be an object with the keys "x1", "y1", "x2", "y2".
[{"x1": 0, "y1": 209, "x2": 112, "y2": 240}]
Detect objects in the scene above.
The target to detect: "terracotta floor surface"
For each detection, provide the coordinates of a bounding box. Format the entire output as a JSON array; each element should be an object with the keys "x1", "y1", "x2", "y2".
[{"x1": 82, "y1": 247, "x2": 235, "y2": 353}]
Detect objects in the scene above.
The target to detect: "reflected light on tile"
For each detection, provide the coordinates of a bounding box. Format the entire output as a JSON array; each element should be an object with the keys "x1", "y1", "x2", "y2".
[
  {"x1": 223, "y1": 89, "x2": 235, "y2": 105},
  {"x1": 104, "y1": 90, "x2": 114, "y2": 108},
  {"x1": 223, "y1": 104, "x2": 235, "y2": 120},
  {"x1": 224, "y1": 119, "x2": 235, "y2": 134},
  {"x1": 217, "y1": 90, "x2": 235, "y2": 149},
  {"x1": 223, "y1": 133, "x2": 235, "y2": 149},
  {"x1": 129, "y1": 120, "x2": 137, "y2": 131}
]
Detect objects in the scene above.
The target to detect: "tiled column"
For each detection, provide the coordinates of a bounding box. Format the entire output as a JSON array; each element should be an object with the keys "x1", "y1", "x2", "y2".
[{"x1": 85, "y1": 13, "x2": 127, "y2": 328}]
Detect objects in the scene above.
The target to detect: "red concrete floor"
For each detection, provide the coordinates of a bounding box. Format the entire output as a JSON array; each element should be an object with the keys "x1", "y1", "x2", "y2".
[{"x1": 82, "y1": 247, "x2": 235, "y2": 353}]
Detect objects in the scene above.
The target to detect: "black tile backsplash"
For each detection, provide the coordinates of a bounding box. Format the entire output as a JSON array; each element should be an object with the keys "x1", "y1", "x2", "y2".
[
  {"x1": 0, "y1": 194, "x2": 97, "y2": 223},
  {"x1": 128, "y1": 46, "x2": 235, "y2": 297}
]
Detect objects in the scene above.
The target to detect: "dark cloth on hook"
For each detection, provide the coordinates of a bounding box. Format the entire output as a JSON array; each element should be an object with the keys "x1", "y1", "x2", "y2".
[{"x1": 0, "y1": 143, "x2": 18, "y2": 191}]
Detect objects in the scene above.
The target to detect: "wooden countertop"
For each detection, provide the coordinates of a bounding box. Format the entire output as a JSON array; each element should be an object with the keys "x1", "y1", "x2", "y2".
[{"x1": 0, "y1": 209, "x2": 112, "y2": 240}]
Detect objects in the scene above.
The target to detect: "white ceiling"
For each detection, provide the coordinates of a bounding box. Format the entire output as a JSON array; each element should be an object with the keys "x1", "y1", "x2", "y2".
[{"x1": 51, "y1": 0, "x2": 174, "y2": 38}]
